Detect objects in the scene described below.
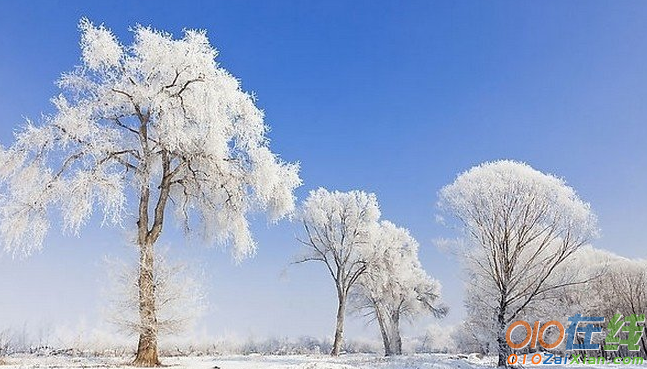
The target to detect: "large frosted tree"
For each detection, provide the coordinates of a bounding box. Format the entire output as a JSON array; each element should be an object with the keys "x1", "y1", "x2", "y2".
[
  {"x1": 0, "y1": 19, "x2": 300, "y2": 366},
  {"x1": 353, "y1": 221, "x2": 447, "y2": 356},
  {"x1": 438, "y1": 160, "x2": 597, "y2": 367},
  {"x1": 295, "y1": 188, "x2": 380, "y2": 356}
]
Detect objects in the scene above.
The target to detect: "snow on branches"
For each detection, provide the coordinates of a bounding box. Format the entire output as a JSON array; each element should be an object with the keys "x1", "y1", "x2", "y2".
[
  {"x1": 0, "y1": 18, "x2": 301, "y2": 259},
  {"x1": 438, "y1": 160, "x2": 598, "y2": 366},
  {"x1": 295, "y1": 188, "x2": 445, "y2": 356},
  {"x1": 352, "y1": 221, "x2": 447, "y2": 355}
]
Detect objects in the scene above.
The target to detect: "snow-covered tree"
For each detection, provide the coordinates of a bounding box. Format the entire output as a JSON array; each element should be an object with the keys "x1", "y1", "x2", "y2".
[
  {"x1": 438, "y1": 160, "x2": 598, "y2": 367},
  {"x1": 559, "y1": 247, "x2": 647, "y2": 359},
  {"x1": 454, "y1": 245, "x2": 610, "y2": 357},
  {"x1": 353, "y1": 221, "x2": 447, "y2": 356},
  {"x1": 0, "y1": 19, "x2": 300, "y2": 366},
  {"x1": 295, "y1": 188, "x2": 380, "y2": 356}
]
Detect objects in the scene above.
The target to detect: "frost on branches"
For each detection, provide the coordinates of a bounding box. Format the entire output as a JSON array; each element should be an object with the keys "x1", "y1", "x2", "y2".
[
  {"x1": 295, "y1": 188, "x2": 381, "y2": 356},
  {"x1": 352, "y1": 221, "x2": 447, "y2": 356},
  {"x1": 295, "y1": 189, "x2": 446, "y2": 357},
  {"x1": 456, "y1": 246, "x2": 647, "y2": 358},
  {"x1": 0, "y1": 18, "x2": 300, "y2": 366},
  {"x1": 558, "y1": 247, "x2": 647, "y2": 358},
  {"x1": 438, "y1": 160, "x2": 597, "y2": 367}
]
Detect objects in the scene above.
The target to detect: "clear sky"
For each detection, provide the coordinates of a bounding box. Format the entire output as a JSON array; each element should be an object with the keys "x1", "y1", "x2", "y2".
[{"x1": 1, "y1": 0, "x2": 646, "y2": 345}]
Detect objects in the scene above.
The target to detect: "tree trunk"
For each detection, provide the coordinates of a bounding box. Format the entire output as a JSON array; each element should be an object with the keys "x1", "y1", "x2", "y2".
[
  {"x1": 131, "y1": 121, "x2": 168, "y2": 367},
  {"x1": 390, "y1": 311, "x2": 402, "y2": 355},
  {"x1": 374, "y1": 304, "x2": 392, "y2": 356},
  {"x1": 133, "y1": 240, "x2": 161, "y2": 367},
  {"x1": 496, "y1": 306, "x2": 509, "y2": 368},
  {"x1": 331, "y1": 294, "x2": 346, "y2": 356}
]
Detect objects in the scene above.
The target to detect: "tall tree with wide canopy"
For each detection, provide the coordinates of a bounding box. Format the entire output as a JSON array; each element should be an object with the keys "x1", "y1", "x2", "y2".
[
  {"x1": 438, "y1": 160, "x2": 597, "y2": 367},
  {"x1": 0, "y1": 19, "x2": 301, "y2": 366}
]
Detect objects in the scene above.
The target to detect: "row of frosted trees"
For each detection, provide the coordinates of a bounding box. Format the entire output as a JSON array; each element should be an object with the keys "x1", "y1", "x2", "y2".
[
  {"x1": 295, "y1": 189, "x2": 448, "y2": 356},
  {"x1": 0, "y1": 19, "x2": 615, "y2": 368},
  {"x1": 0, "y1": 19, "x2": 446, "y2": 366},
  {"x1": 455, "y1": 245, "x2": 647, "y2": 363}
]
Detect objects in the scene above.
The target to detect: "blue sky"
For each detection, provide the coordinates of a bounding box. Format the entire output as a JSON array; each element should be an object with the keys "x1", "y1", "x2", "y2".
[{"x1": 1, "y1": 1, "x2": 647, "y2": 344}]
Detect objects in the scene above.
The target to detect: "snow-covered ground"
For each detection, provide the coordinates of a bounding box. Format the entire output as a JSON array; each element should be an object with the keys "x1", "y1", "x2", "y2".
[
  {"x1": 1, "y1": 353, "x2": 642, "y2": 369},
  {"x1": 0, "y1": 353, "x2": 492, "y2": 369},
  {"x1": 3, "y1": 353, "x2": 647, "y2": 369}
]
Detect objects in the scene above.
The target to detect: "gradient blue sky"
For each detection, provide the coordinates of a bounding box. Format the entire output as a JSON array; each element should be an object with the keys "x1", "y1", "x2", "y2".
[{"x1": 1, "y1": 1, "x2": 646, "y2": 343}]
